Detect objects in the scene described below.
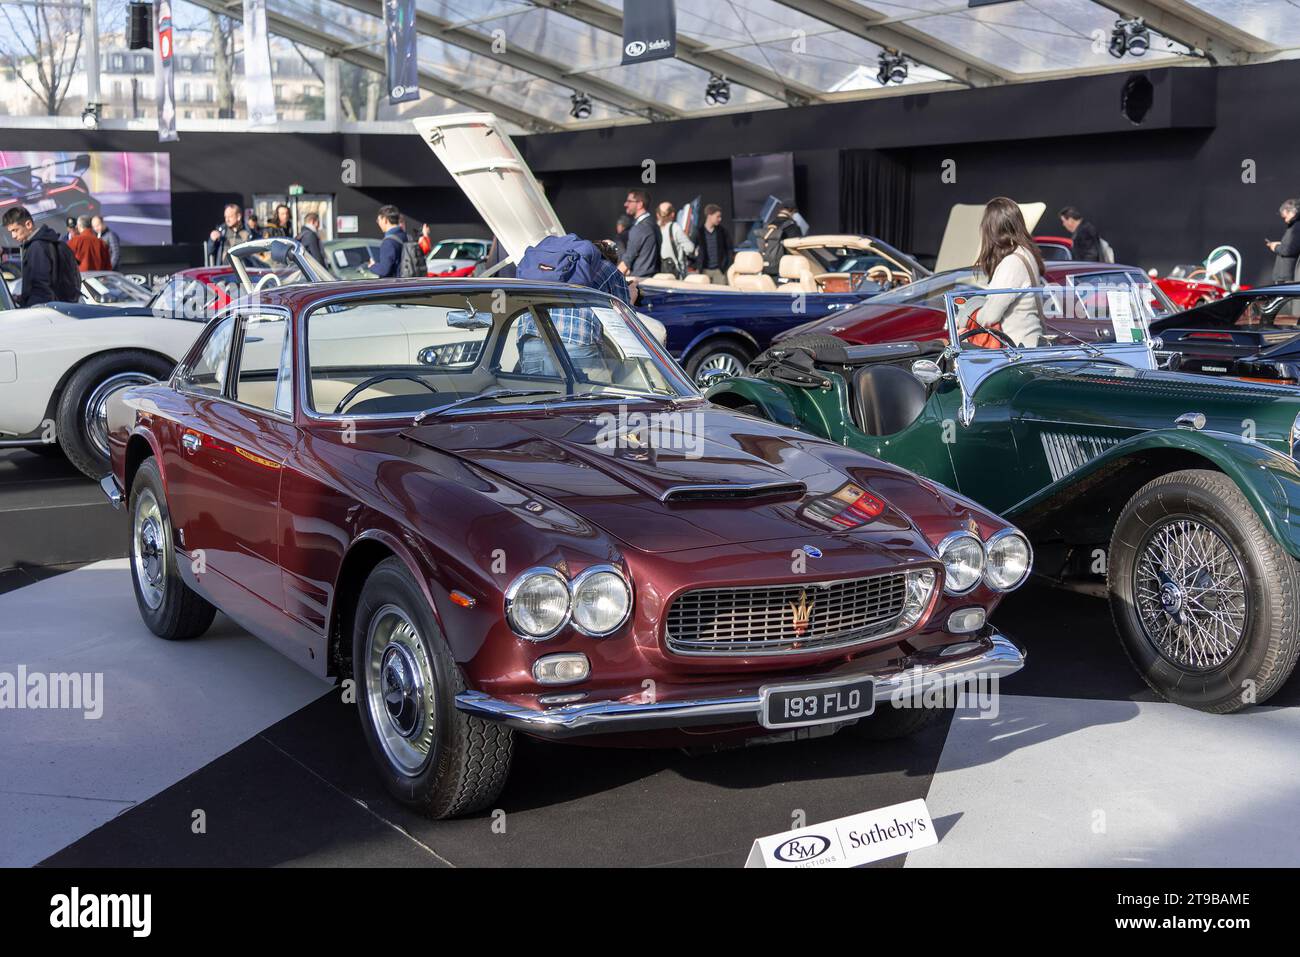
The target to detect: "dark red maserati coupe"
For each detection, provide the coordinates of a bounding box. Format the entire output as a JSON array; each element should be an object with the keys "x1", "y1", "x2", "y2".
[{"x1": 102, "y1": 278, "x2": 1027, "y2": 818}]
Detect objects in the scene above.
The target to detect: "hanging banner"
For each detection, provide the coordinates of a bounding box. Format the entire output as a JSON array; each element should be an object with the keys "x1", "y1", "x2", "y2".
[
  {"x1": 621, "y1": 0, "x2": 676, "y2": 65},
  {"x1": 153, "y1": 0, "x2": 177, "y2": 142},
  {"x1": 384, "y1": 0, "x2": 419, "y2": 104},
  {"x1": 243, "y1": 0, "x2": 278, "y2": 126}
]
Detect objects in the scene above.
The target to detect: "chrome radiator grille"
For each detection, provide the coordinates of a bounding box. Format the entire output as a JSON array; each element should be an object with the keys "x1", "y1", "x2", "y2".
[{"x1": 665, "y1": 573, "x2": 910, "y2": 655}]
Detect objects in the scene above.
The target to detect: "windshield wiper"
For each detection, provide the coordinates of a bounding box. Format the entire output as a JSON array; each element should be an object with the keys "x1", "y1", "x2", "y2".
[
  {"x1": 1041, "y1": 321, "x2": 1105, "y2": 358},
  {"x1": 413, "y1": 388, "x2": 555, "y2": 423}
]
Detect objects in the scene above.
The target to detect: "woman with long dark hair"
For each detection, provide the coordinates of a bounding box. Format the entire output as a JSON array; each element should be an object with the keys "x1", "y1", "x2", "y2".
[{"x1": 969, "y1": 196, "x2": 1045, "y2": 347}]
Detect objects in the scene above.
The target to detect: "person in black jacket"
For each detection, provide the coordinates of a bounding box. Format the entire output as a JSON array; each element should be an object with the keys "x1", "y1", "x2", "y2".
[
  {"x1": 205, "y1": 204, "x2": 247, "y2": 266},
  {"x1": 691, "y1": 203, "x2": 733, "y2": 284},
  {"x1": 1267, "y1": 199, "x2": 1300, "y2": 284},
  {"x1": 3, "y1": 206, "x2": 79, "y2": 306},
  {"x1": 1058, "y1": 206, "x2": 1102, "y2": 263},
  {"x1": 296, "y1": 211, "x2": 326, "y2": 263}
]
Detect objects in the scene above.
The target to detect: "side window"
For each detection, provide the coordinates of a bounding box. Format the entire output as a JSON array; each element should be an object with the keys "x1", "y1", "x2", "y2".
[
  {"x1": 177, "y1": 315, "x2": 236, "y2": 396},
  {"x1": 234, "y1": 313, "x2": 292, "y2": 414}
]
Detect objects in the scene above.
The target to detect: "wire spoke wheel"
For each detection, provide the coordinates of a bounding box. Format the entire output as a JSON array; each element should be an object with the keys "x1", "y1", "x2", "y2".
[{"x1": 1133, "y1": 516, "x2": 1248, "y2": 672}]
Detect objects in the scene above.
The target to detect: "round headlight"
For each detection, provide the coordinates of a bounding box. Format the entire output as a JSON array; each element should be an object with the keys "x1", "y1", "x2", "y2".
[
  {"x1": 985, "y1": 530, "x2": 1032, "y2": 591},
  {"x1": 505, "y1": 568, "x2": 570, "y2": 640},
  {"x1": 571, "y1": 566, "x2": 632, "y2": 636},
  {"x1": 938, "y1": 532, "x2": 985, "y2": 594}
]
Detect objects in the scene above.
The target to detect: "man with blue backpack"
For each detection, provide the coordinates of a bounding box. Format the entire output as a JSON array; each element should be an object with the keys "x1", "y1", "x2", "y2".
[{"x1": 514, "y1": 233, "x2": 630, "y2": 377}]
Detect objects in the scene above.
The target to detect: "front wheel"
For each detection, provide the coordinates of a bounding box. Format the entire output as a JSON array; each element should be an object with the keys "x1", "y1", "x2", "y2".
[
  {"x1": 1108, "y1": 469, "x2": 1300, "y2": 712},
  {"x1": 353, "y1": 558, "x2": 513, "y2": 818}
]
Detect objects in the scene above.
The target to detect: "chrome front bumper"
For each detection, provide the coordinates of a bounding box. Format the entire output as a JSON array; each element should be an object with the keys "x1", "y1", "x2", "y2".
[
  {"x1": 455, "y1": 633, "x2": 1024, "y2": 738},
  {"x1": 100, "y1": 474, "x2": 124, "y2": 510}
]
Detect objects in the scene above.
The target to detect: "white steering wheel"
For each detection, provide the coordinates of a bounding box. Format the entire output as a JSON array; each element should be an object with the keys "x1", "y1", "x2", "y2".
[{"x1": 254, "y1": 272, "x2": 282, "y2": 294}]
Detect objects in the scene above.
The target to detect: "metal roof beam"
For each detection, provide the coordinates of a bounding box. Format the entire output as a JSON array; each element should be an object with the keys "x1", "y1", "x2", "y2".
[
  {"x1": 329, "y1": 0, "x2": 680, "y2": 120},
  {"x1": 1092, "y1": 0, "x2": 1277, "y2": 65},
  {"x1": 188, "y1": 0, "x2": 561, "y2": 131},
  {"x1": 769, "y1": 0, "x2": 1011, "y2": 87},
  {"x1": 533, "y1": 0, "x2": 828, "y2": 107}
]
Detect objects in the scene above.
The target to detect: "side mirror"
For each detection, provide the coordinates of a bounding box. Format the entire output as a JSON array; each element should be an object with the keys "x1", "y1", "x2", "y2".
[
  {"x1": 911, "y1": 358, "x2": 945, "y2": 386},
  {"x1": 697, "y1": 368, "x2": 731, "y2": 388}
]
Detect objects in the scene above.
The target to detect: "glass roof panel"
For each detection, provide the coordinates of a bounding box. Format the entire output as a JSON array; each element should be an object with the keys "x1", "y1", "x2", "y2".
[
  {"x1": 734, "y1": 31, "x2": 953, "y2": 91},
  {"x1": 1179, "y1": 0, "x2": 1300, "y2": 47}
]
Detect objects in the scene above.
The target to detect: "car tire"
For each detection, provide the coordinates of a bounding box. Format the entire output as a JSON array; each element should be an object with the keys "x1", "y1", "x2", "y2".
[
  {"x1": 1108, "y1": 469, "x2": 1300, "y2": 712},
  {"x1": 847, "y1": 703, "x2": 949, "y2": 741},
  {"x1": 685, "y1": 339, "x2": 754, "y2": 383},
  {"x1": 129, "y1": 457, "x2": 217, "y2": 641},
  {"x1": 56, "y1": 351, "x2": 175, "y2": 481},
  {"x1": 353, "y1": 557, "x2": 513, "y2": 819}
]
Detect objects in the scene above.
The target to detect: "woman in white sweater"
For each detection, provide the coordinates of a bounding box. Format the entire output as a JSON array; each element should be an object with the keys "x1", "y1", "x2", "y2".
[{"x1": 970, "y1": 197, "x2": 1046, "y2": 347}]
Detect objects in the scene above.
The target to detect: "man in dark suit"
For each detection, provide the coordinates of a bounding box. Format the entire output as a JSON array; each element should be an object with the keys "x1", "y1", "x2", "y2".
[
  {"x1": 1058, "y1": 206, "x2": 1102, "y2": 263},
  {"x1": 617, "y1": 189, "x2": 659, "y2": 279},
  {"x1": 297, "y1": 211, "x2": 326, "y2": 264}
]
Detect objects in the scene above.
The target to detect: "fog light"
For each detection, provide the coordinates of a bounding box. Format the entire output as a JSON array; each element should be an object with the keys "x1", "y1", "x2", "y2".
[
  {"x1": 532, "y1": 653, "x2": 590, "y2": 686},
  {"x1": 947, "y1": 607, "x2": 986, "y2": 634}
]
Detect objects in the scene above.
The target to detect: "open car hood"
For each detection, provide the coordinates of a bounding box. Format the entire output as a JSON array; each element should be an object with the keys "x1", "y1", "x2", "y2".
[
  {"x1": 400, "y1": 407, "x2": 929, "y2": 554},
  {"x1": 935, "y1": 201, "x2": 1045, "y2": 273},
  {"x1": 413, "y1": 112, "x2": 564, "y2": 265}
]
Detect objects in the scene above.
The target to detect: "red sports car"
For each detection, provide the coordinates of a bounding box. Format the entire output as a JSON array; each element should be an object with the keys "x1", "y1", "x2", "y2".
[
  {"x1": 774, "y1": 261, "x2": 1179, "y2": 347},
  {"x1": 101, "y1": 277, "x2": 1027, "y2": 818},
  {"x1": 1035, "y1": 234, "x2": 1237, "y2": 310}
]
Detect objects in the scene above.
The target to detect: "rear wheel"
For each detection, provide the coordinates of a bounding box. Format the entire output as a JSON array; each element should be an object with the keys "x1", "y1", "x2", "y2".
[
  {"x1": 353, "y1": 558, "x2": 513, "y2": 818},
  {"x1": 129, "y1": 457, "x2": 216, "y2": 640},
  {"x1": 56, "y1": 351, "x2": 175, "y2": 480},
  {"x1": 685, "y1": 339, "x2": 754, "y2": 384},
  {"x1": 1108, "y1": 469, "x2": 1300, "y2": 712}
]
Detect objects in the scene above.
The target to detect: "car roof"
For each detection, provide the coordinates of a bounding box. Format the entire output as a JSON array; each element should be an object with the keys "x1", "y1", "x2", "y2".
[{"x1": 250, "y1": 277, "x2": 619, "y2": 312}]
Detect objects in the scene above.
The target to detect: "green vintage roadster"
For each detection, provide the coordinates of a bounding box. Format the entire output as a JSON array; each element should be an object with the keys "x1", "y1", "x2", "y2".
[{"x1": 706, "y1": 284, "x2": 1300, "y2": 713}]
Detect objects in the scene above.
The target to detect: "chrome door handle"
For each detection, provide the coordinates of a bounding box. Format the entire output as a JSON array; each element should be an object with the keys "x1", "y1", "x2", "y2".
[{"x1": 181, "y1": 432, "x2": 201, "y2": 453}]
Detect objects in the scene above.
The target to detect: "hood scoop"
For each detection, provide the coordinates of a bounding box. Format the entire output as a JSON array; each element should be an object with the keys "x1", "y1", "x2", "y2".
[{"x1": 659, "y1": 481, "x2": 807, "y2": 504}]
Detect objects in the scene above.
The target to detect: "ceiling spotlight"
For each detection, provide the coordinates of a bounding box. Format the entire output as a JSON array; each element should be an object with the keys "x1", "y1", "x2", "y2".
[
  {"x1": 876, "y1": 50, "x2": 908, "y2": 86},
  {"x1": 81, "y1": 103, "x2": 102, "y2": 130},
  {"x1": 1109, "y1": 17, "x2": 1150, "y2": 58},
  {"x1": 705, "y1": 73, "x2": 731, "y2": 106},
  {"x1": 569, "y1": 91, "x2": 592, "y2": 120}
]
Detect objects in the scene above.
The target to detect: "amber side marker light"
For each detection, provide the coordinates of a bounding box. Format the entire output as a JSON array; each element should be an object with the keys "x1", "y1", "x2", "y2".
[{"x1": 450, "y1": 590, "x2": 476, "y2": 608}]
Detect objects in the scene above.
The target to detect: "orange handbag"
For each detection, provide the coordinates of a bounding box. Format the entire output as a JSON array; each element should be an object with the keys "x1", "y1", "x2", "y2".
[{"x1": 962, "y1": 308, "x2": 1005, "y2": 350}]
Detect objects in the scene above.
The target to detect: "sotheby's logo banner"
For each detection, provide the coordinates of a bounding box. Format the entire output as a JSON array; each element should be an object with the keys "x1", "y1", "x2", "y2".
[
  {"x1": 621, "y1": 0, "x2": 676, "y2": 64},
  {"x1": 385, "y1": 0, "x2": 419, "y2": 104},
  {"x1": 745, "y1": 799, "x2": 937, "y2": 868}
]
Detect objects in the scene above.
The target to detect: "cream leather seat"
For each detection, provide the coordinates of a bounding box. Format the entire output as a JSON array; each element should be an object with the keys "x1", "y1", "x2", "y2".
[
  {"x1": 685, "y1": 273, "x2": 711, "y2": 285},
  {"x1": 727, "y1": 250, "x2": 775, "y2": 291},
  {"x1": 778, "y1": 254, "x2": 818, "y2": 293}
]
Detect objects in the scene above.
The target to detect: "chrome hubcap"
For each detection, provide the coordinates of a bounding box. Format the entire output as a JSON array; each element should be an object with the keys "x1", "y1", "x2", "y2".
[
  {"x1": 695, "y1": 352, "x2": 744, "y2": 383},
  {"x1": 85, "y1": 372, "x2": 156, "y2": 459},
  {"x1": 132, "y1": 488, "x2": 166, "y2": 610},
  {"x1": 365, "y1": 605, "x2": 436, "y2": 775},
  {"x1": 1134, "y1": 517, "x2": 1248, "y2": 672}
]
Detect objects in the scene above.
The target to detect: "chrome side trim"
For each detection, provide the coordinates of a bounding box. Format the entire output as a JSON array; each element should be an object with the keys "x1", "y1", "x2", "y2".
[
  {"x1": 454, "y1": 633, "x2": 1024, "y2": 738},
  {"x1": 99, "y1": 474, "x2": 124, "y2": 510}
]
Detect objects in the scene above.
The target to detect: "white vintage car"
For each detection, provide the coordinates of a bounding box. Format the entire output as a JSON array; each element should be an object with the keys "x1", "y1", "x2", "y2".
[{"x1": 0, "y1": 239, "x2": 331, "y2": 479}]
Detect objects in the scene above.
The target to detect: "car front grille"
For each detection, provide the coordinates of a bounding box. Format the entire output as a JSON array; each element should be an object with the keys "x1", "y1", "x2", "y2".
[{"x1": 664, "y1": 573, "x2": 910, "y2": 656}]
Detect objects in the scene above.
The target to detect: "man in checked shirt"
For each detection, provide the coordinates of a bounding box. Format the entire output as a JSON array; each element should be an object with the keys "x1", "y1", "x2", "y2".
[{"x1": 517, "y1": 240, "x2": 634, "y2": 377}]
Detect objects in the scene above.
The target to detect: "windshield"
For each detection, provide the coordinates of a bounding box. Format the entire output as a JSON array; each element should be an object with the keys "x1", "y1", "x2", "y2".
[
  {"x1": 84, "y1": 273, "x2": 152, "y2": 304},
  {"x1": 327, "y1": 243, "x2": 379, "y2": 271},
  {"x1": 305, "y1": 289, "x2": 696, "y2": 417},
  {"x1": 949, "y1": 282, "x2": 1157, "y2": 351},
  {"x1": 870, "y1": 268, "x2": 983, "y2": 309}
]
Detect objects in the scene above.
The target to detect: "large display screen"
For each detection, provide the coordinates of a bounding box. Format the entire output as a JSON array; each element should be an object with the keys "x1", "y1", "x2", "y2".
[
  {"x1": 0, "y1": 150, "x2": 172, "y2": 247},
  {"x1": 731, "y1": 151, "x2": 794, "y2": 222}
]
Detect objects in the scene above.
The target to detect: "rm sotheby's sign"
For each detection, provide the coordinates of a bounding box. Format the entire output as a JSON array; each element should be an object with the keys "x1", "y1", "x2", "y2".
[{"x1": 745, "y1": 799, "x2": 937, "y2": 868}]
